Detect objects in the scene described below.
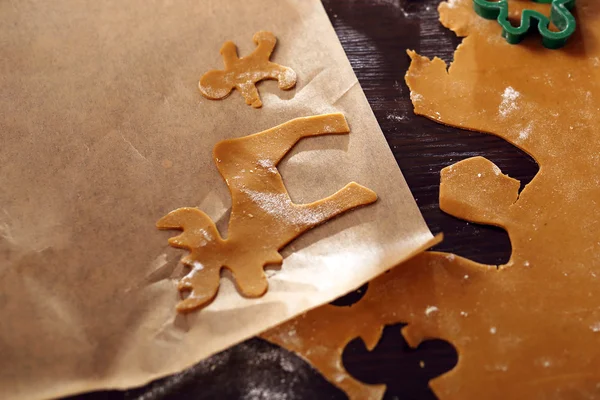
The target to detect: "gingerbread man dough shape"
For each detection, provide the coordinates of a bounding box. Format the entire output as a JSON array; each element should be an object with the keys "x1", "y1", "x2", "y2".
[
  {"x1": 158, "y1": 114, "x2": 377, "y2": 312},
  {"x1": 199, "y1": 31, "x2": 297, "y2": 108}
]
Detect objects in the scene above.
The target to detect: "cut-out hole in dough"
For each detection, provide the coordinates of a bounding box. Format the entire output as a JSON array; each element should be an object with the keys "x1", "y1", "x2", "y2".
[
  {"x1": 343, "y1": 323, "x2": 457, "y2": 400},
  {"x1": 330, "y1": 283, "x2": 369, "y2": 307}
]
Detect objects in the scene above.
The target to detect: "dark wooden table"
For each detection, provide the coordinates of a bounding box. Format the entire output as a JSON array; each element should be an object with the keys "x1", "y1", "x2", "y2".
[{"x1": 78, "y1": 0, "x2": 538, "y2": 398}]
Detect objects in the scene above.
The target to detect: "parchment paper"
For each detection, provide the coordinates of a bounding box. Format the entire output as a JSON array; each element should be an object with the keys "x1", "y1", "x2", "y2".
[{"x1": 0, "y1": 0, "x2": 438, "y2": 398}]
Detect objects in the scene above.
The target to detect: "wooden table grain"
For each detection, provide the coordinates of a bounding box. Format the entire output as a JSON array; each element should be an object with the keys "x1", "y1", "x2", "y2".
[{"x1": 78, "y1": 1, "x2": 539, "y2": 399}]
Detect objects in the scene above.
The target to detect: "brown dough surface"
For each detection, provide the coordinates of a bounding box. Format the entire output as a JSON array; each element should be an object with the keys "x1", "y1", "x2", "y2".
[
  {"x1": 262, "y1": 256, "x2": 437, "y2": 400},
  {"x1": 263, "y1": 0, "x2": 600, "y2": 398},
  {"x1": 199, "y1": 31, "x2": 297, "y2": 108},
  {"x1": 158, "y1": 113, "x2": 377, "y2": 312}
]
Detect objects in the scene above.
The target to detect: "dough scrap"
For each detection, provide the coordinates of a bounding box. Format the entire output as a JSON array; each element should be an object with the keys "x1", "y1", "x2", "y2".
[
  {"x1": 261, "y1": 253, "x2": 467, "y2": 400},
  {"x1": 263, "y1": 0, "x2": 600, "y2": 398},
  {"x1": 158, "y1": 114, "x2": 377, "y2": 312},
  {"x1": 199, "y1": 31, "x2": 297, "y2": 108}
]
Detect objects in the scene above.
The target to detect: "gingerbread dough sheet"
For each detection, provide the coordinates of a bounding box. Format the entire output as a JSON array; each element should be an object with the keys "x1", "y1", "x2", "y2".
[
  {"x1": 0, "y1": 0, "x2": 438, "y2": 399},
  {"x1": 159, "y1": 114, "x2": 377, "y2": 312},
  {"x1": 262, "y1": 251, "x2": 487, "y2": 400},
  {"x1": 265, "y1": 0, "x2": 600, "y2": 398},
  {"x1": 199, "y1": 31, "x2": 297, "y2": 108}
]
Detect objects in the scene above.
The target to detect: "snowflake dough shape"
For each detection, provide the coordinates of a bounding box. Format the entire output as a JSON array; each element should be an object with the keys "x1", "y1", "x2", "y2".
[
  {"x1": 158, "y1": 114, "x2": 377, "y2": 312},
  {"x1": 199, "y1": 31, "x2": 297, "y2": 108}
]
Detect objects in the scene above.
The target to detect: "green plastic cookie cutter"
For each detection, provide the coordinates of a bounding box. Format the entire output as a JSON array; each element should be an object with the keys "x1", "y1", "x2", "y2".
[{"x1": 473, "y1": 0, "x2": 576, "y2": 49}]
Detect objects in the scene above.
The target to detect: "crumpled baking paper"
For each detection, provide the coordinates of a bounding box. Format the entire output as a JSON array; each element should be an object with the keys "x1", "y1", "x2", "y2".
[{"x1": 0, "y1": 0, "x2": 437, "y2": 398}]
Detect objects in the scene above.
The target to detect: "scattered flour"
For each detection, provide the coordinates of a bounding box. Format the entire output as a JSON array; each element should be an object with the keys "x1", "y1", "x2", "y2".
[
  {"x1": 244, "y1": 385, "x2": 289, "y2": 400},
  {"x1": 499, "y1": 86, "x2": 521, "y2": 118},
  {"x1": 517, "y1": 122, "x2": 533, "y2": 142},
  {"x1": 257, "y1": 159, "x2": 278, "y2": 174},
  {"x1": 425, "y1": 305, "x2": 439, "y2": 316},
  {"x1": 485, "y1": 364, "x2": 508, "y2": 372},
  {"x1": 242, "y1": 189, "x2": 323, "y2": 226},
  {"x1": 192, "y1": 261, "x2": 204, "y2": 271},
  {"x1": 387, "y1": 113, "x2": 407, "y2": 122},
  {"x1": 279, "y1": 357, "x2": 295, "y2": 373},
  {"x1": 411, "y1": 92, "x2": 424, "y2": 102}
]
